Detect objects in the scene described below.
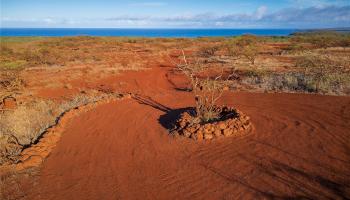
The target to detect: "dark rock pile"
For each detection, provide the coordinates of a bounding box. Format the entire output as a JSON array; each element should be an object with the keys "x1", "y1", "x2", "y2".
[{"x1": 172, "y1": 106, "x2": 252, "y2": 140}]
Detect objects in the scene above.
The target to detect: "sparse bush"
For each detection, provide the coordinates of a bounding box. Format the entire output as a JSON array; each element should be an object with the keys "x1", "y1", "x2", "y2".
[
  {"x1": 291, "y1": 31, "x2": 350, "y2": 49},
  {"x1": 227, "y1": 35, "x2": 260, "y2": 64},
  {"x1": 21, "y1": 47, "x2": 66, "y2": 66},
  {"x1": 197, "y1": 45, "x2": 220, "y2": 57},
  {"x1": 295, "y1": 53, "x2": 349, "y2": 93},
  {"x1": 282, "y1": 43, "x2": 307, "y2": 53},
  {"x1": 240, "y1": 53, "x2": 350, "y2": 95},
  {"x1": 177, "y1": 51, "x2": 233, "y2": 123}
]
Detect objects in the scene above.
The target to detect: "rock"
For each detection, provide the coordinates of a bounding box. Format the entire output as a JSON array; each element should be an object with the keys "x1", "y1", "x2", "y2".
[
  {"x1": 232, "y1": 129, "x2": 238, "y2": 134},
  {"x1": 197, "y1": 131, "x2": 204, "y2": 140},
  {"x1": 174, "y1": 108, "x2": 251, "y2": 141},
  {"x1": 204, "y1": 123, "x2": 211, "y2": 130},
  {"x1": 204, "y1": 133, "x2": 214, "y2": 140},
  {"x1": 172, "y1": 131, "x2": 180, "y2": 137},
  {"x1": 214, "y1": 130, "x2": 222, "y2": 137},
  {"x1": 191, "y1": 133, "x2": 198, "y2": 140},
  {"x1": 183, "y1": 130, "x2": 192, "y2": 138},
  {"x1": 218, "y1": 122, "x2": 226, "y2": 130},
  {"x1": 123, "y1": 93, "x2": 132, "y2": 99},
  {"x1": 182, "y1": 112, "x2": 192, "y2": 121},
  {"x1": 204, "y1": 128, "x2": 212, "y2": 134},
  {"x1": 194, "y1": 124, "x2": 200, "y2": 129},
  {"x1": 179, "y1": 121, "x2": 187, "y2": 128},
  {"x1": 223, "y1": 129, "x2": 233, "y2": 137},
  {"x1": 188, "y1": 126, "x2": 197, "y2": 133}
]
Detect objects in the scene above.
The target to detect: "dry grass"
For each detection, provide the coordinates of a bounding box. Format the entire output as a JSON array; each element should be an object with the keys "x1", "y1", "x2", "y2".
[
  {"x1": 291, "y1": 31, "x2": 350, "y2": 49},
  {"x1": 0, "y1": 92, "x2": 117, "y2": 165},
  {"x1": 0, "y1": 35, "x2": 350, "y2": 165},
  {"x1": 0, "y1": 36, "x2": 156, "y2": 70}
]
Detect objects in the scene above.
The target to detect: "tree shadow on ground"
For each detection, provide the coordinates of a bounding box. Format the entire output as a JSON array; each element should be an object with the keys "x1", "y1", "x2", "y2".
[
  {"x1": 133, "y1": 94, "x2": 350, "y2": 200},
  {"x1": 132, "y1": 94, "x2": 193, "y2": 130}
]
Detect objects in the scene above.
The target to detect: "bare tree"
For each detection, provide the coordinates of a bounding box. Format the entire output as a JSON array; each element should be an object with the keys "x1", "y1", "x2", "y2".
[{"x1": 176, "y1": 50, "x2": 234, "y2": 123}]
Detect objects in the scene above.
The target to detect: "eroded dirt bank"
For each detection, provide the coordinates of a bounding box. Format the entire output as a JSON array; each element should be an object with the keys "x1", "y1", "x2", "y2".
[{"x1": 23, "y1": 65, "x2": 350, "y2": 200}]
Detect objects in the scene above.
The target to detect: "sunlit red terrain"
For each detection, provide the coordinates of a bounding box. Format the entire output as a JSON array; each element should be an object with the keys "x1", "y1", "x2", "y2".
[{"x1": 1, "y1": 35, "x2": 350, "y2": 199}]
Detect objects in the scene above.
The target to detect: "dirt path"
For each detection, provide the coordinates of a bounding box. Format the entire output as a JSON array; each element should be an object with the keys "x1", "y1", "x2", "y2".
[{"x1": 27, "y1": 65, "x2": 350, "y2": 200}]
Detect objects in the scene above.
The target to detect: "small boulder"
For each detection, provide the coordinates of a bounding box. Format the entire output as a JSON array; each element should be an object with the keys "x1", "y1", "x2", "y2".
[
  {"x1": 183, "y1": 130, "x2": 192, "y2": 138},
  {"x1": 214, "y1": 130, "x2": 222, "y2": 137},
  {"x1": 218, "y1": 122, "x2": 226, "y2": 130},
  {"x1": 191, "y1": 133, "x2": 198, "y2": 140},
  {"x1": 188, "y1": 126, "x2": 197, "y2": 133},
  {"x1": 204, "y1": 133, "x2": 214, "y2": 140},
  {"x1": 197, "y1": 131, "x2": 204, "y2": 140},
  {"x1": 223, "y1": 129, "x2": 233, "y2": 137},
  {"x1": 179, "y1": 121, "x2": 187, "y2": 128},
  {"x1": 204, "y1": 128, "x2": 212, "y2": 134}
]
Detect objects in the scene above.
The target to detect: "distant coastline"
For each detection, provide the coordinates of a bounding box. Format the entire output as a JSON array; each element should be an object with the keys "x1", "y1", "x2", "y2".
[
  {"x1": 303, "y1": 27, "x2": 350, "y2": 33},
  {"x1": 0, "y1": 28, "x2": 299, "y2": 37}
]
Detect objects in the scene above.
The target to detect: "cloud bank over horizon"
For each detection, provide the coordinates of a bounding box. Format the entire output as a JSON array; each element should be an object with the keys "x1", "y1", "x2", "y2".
[{"x1": 1, "y1": 0, "x2": 350, "y2": 28}]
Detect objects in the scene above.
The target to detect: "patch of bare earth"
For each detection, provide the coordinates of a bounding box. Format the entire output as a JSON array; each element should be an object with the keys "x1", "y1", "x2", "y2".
[
  {"x1": 1, "y1": 36, "x2": 350, "y2": 199},
  {"x1": 11, "y1": 65, "x2": 350, "y2": 200}
]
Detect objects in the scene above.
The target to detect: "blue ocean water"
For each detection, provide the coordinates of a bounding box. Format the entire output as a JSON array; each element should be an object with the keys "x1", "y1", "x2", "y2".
[{"x1": 0, "y1": 28, "x2": 298, "y2": 37}]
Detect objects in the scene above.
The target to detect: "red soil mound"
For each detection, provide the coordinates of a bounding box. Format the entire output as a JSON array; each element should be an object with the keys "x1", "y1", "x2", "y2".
[{"x1": 21, "y1": 64, "x2": 350, "y2": 199}]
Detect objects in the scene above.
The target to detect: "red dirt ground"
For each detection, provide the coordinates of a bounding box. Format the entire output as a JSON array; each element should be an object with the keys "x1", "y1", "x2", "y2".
[{"x1": 20, "y1": 63, "x2": 350, "y2": 199}]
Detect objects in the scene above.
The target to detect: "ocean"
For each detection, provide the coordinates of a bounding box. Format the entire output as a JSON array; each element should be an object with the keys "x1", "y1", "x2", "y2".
[{"x1": 0, "y1": 28, "x2": 298, "y2": 37}]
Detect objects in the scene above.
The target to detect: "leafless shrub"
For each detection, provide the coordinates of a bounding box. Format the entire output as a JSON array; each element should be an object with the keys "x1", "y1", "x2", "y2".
[{"x1": 177, "y1": 51, "x2": 233, "y2": 123}]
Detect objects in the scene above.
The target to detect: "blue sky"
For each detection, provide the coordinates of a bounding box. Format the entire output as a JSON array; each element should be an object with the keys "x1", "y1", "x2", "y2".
[{"x1": 1, "y1": 0, "x2": 350, "y2": 28}]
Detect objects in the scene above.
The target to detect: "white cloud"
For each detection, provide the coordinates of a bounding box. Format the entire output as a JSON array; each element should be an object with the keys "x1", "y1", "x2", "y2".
[
  {"x1": 2, "y1": 5, "x2": 350, "y2": 28},
  {"x1": 255, "y1": 6, "x2": 268, "y2": 20}
]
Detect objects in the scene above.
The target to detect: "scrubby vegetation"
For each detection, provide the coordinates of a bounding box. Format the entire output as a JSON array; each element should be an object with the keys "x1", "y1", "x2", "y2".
[
  {"x1": 0, "y1": 92, "x2": 118, "y2": 165},
  {"x1": 227, "y1": 34, "x2": 260, "y2": 64},
  {"x1": 291, "y1": 31, "x2": 350, "y2": 49},
  {"x1": 0, "y1": 31, "x2": 350, "y2": 165}
]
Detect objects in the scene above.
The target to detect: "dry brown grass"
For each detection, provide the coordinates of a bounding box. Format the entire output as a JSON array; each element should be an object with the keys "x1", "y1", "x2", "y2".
[
  {"x1": 0, "y1": 70, "x2": 24, "y2": 101},
  {"x1": 0, "y1": 92, "x2": 117, "y2": 165}
]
